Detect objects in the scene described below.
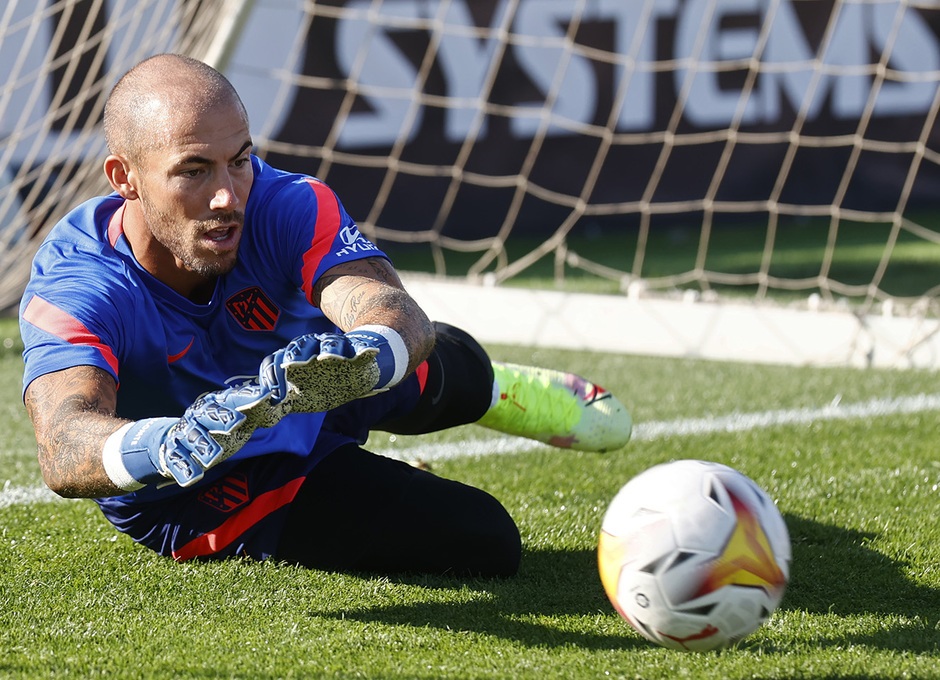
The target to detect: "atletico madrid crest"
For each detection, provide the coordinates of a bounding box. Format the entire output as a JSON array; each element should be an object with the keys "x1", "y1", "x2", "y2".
[{"x1": 226, "y1": 286, "x2": 280, "y2": 332}]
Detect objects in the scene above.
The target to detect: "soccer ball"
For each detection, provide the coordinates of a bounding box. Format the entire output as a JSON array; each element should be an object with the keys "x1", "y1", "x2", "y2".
[{"x1": 598, "y1": 459, "x2": 790, "y2": 651}]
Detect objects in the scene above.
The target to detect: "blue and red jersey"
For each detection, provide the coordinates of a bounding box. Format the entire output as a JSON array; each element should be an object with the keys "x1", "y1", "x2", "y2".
[{"x1": 19, "y1": 155, "x2": 389, "y2": 500}]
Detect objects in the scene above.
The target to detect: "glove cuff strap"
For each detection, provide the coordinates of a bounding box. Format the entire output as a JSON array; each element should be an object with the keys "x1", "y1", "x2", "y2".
[
  {"x1": 102, "y1": 418, "x2": 176, "y2": 492},
  {"x1": 352, "y1": 324, "x2": 408, "y2": 389},
  {"x1": 102, "y1": 423, "x2": 145, "y2": 492}
]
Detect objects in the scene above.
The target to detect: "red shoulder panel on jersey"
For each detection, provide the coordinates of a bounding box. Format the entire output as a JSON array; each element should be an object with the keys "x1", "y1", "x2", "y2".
[
  {"x1": 107, "y1": 203, "x2": 126, "y2": 248},
  {"x1": 21, "y1": 295, "x2": 120, "y2": 378},
  {"x1": 300, "y1": 178, "x2": 342, "y2": 305}
]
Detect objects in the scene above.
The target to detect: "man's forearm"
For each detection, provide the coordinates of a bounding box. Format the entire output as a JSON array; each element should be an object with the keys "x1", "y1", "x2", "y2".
[
  {"x1": 314, "y1": 260, "x2": 435, "y2": 373},
  {"x1": 25, "y1": 367, "x2": 130, "y2": 498}
]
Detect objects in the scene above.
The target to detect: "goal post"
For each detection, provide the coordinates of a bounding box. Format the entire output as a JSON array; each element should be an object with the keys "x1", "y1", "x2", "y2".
[{"x1": 3, "y1": 0, "x2": 940, "y2": 367}]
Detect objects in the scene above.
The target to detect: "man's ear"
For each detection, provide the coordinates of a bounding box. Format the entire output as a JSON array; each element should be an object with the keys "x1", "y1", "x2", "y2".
[{"x1": 103, "y1": 154, "x2": 139, "y2": 200}]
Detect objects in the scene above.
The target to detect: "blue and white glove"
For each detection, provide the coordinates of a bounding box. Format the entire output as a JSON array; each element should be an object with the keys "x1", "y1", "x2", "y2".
[
  {"x1": 260, "y1": 325, "x2": 408, "y2": 414},
  {"x1": 102, "y1": 379, "x2": 289, "y2": 490}
]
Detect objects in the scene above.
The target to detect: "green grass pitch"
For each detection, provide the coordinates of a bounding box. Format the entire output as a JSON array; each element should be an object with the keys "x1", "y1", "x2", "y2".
[{"x1": 1, "y1": 317, "x2": 939, "y2": 678}]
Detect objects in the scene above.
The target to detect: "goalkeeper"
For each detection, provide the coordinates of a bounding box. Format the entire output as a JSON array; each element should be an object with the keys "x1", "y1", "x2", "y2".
[{"x1": 19, "y1": 54, "x2": 631, "y2": 577}]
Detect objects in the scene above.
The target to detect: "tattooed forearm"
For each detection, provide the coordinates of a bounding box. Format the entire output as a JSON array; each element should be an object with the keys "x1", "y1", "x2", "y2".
[
  {"x1": 322, "y1": 281, "x2": 370, "y2": 329},
  {"x1": 359, "y1": 286, "x2": 436, "y2": 370},
  {"x1": 312, "y1": 257, "x2": 400, "y2": 308},
  {"x1": 324, "y1": 282, "x2": 409, "y2": 329},
  {"x1": 314, "y1": 257, "x2": 435, "y2": 371},
  {"x1": 25, "y1": 365, "x2": 129, "y2": 498}
]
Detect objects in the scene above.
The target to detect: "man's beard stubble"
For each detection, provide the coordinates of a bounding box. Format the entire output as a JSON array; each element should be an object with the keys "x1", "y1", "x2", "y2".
[{"x1": 139, "y1": 195, "x2": 244, "y2": 279}]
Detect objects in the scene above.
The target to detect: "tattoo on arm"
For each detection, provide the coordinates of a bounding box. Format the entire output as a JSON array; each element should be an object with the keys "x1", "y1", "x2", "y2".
[
  {"x1": 312, "y1": 258, "x2": 435, "y2": 371},
  {"x1": 312, "y1": 258, "x2": 399, "y2": 308},
  {"x1": 25, "y1": 366, "x2": 129, "y2": 498}
]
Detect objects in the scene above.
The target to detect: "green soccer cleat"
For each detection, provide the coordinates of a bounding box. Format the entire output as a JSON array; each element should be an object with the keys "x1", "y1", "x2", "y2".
[{"x1": 477, "y1": 362, "x2": 632, "y2": 452}]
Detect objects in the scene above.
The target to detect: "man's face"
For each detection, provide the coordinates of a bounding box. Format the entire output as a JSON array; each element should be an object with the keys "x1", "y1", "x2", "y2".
[{"x1": 132, "y1": 97, "x2": 254, "y2": 281}]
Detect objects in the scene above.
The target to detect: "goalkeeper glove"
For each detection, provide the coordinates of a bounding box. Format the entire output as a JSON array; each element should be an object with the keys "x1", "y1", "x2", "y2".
[
  {"x1": 102, "y1": 379, "x2": 288, "y2": 490},
  {"x1": 259, "y1": 325, "x2": 408, "y2": 414}
]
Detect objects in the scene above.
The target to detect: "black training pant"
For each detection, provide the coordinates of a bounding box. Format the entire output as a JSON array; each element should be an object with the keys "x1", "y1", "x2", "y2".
[{"x1": 275, "y1": 323, "x2": 522, "y2": 578}]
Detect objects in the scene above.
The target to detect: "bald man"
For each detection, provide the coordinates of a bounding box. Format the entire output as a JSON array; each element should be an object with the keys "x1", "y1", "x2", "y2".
[{"x1": 19, "y1": 54, "x2": 631, "y2": 576}]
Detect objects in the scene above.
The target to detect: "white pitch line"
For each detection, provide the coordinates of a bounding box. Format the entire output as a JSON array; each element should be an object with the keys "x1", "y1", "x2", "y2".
[
  {"x1": 631, "y1": 392, "x2": 940, "y2": 441},
  {"x1": 3, "y1": 392, "x2": 940, "y2": 507},
  {"x1": 378, "y1": 392, "x2": 940, "y2": 462},
  {"x1": 0, "y1": 480, "x2": 60, "y2": 509}
]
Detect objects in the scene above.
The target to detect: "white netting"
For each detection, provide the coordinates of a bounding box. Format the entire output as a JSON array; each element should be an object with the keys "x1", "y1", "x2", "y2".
[
  {"x1": 3, "y1": 0, "x2": 940, "y2": 319},
  {"x1": 0, "y1": 0, "x2": 247, "y2": 311}
]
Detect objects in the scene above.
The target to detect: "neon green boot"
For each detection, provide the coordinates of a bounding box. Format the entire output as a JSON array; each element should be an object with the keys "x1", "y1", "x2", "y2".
[{"x1": 477, "y1": 362, "x2": 632, "y2": 452}]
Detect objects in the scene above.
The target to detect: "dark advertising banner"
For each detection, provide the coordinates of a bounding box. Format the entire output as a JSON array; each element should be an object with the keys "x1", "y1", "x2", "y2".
[
  {"x1": 2, "y1": 1, "x2": 938, "y2": 244},
  {"x1": 259, "y1": 0, "x2": 940, "y2": 238}
]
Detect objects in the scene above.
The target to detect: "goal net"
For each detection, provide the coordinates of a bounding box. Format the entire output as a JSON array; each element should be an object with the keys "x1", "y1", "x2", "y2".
[{"x1": 3, "y1": 0, "x2": 940, "y2": 364}]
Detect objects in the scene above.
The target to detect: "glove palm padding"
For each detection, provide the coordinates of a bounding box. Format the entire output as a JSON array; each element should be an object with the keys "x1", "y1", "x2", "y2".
[{"x1": 262, "y1": 333, "x2": 382, "y2": 414}]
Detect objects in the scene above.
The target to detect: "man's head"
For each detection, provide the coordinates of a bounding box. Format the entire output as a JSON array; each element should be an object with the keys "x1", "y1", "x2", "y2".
[{"x1": 103, "y1": 54, "x2": 254, "y2": 298}]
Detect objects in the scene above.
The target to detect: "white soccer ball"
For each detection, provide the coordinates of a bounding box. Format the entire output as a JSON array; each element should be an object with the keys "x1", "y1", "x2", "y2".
[{"x1": 598, "y1": 459, "x2": 791, "y2": 651}]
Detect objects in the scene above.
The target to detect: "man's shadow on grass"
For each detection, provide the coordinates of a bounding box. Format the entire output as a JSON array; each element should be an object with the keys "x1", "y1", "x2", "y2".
[
  {"x1": 779, "y1": 514, "x2": 940, "y2": 652},
  {"x1": 307, "y1": 514, "x2": 940, "y2": 652},
  {"x1": 312, "y1": 546, "x2": 645, "y2": 650}
]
